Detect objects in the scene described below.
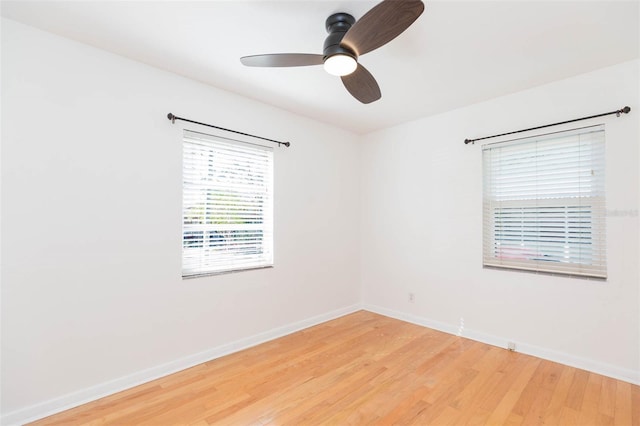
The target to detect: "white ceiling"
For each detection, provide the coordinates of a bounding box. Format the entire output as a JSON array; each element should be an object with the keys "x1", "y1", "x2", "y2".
[{"x1": 2, "y1": 0, "x2": 638, "y2": 134}]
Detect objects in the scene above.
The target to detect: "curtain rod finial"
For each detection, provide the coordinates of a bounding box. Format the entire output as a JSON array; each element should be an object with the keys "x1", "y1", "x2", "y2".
[
  {"x1": 617, "y1": 106, "x2": 631, "y2": 117},
  {"x1": 167, "y1": 113, "x2": 175, "y2": 123},
  {"x1": 464, "y1": 138, "x2": 473, "y2": 145}
]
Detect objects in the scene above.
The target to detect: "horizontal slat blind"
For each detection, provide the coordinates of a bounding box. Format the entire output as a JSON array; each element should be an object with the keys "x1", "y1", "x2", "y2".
[
  {"x1": 482, "y1": 126, "x2": 606, "y2": 278},
  {"x1": 183, "y1": 130, "x2": 273, "y2": 277}
]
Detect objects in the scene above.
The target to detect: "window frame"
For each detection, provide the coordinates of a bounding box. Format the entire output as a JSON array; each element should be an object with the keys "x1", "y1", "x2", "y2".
[
  {"x1": 182, "y1": 130, "x2": 274, "y2": 278},
  {"x1": 482, "y1": 125, "x2": 606, "y2": 279}
]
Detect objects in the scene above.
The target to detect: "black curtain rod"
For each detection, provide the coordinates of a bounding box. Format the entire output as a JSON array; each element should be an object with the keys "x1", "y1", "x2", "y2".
[
  {"x1": 464, "y1": 106, "x2": 631, "y2": 145},
  {"x1": 167, "y1": 113, "x2": 290, "y2": 147}
]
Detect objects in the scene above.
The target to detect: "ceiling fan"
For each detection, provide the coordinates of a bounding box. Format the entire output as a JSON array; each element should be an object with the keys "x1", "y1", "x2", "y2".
[{"x1": 240, "y1": 0, "x2": 425, "y2": 104}]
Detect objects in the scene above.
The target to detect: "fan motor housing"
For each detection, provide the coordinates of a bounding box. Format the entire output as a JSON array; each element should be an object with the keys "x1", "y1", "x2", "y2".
[{"x1": 323, "y1": 13, "x2": 357, "y2": 60}]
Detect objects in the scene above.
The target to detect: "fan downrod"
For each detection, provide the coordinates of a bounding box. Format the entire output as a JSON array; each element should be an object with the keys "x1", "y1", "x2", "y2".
[{"x1": 323, "y1": 13, "x2": 357, "y2": 59}]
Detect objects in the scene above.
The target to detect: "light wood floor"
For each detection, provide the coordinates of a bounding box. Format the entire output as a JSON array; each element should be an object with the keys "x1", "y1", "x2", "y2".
[{"x1": 31, "y1": 311, "x2": 639, "y2": 425}]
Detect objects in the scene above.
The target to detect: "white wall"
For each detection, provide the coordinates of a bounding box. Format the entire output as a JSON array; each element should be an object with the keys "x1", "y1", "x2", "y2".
[
  {"x1": 360, "y1": 60, "x2": 640, "y2": 383},
  {"x1": 1, "y1": 18, "x2": 361, "y2": 422}
]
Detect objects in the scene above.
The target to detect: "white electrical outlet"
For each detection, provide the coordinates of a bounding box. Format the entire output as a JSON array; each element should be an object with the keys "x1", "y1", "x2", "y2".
[
  {"x1": 408, "y1": 293, "x2": 415, "y2": 303},
  {"x1": 507, "y1": 341, "x2": 516, "y2": 351}
]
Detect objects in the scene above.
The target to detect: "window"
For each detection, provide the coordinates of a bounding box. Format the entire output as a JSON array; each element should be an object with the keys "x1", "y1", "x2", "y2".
[
  {"x1": 182, "y1": 130, "x2": 273, "y2": 277},
  {"x1": 482, "y1": 125, "x2": 606, "y2": 278}
]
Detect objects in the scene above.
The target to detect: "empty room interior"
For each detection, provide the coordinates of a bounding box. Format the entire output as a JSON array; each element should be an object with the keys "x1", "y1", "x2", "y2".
[{"x1": 1, "y1": 0, "x2": 639, "y2": 424}]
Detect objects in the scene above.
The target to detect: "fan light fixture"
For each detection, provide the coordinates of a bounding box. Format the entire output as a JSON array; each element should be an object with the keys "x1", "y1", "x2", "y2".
[{"x1": 323, "y1": 54, "x2": 357, "y2": 76}]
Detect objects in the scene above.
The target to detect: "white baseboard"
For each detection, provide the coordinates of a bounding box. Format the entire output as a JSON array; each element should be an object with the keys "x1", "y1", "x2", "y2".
[
  {"x1": 363, "y1": 303, "x2": 640, "y2": 386},
  {"x1": 1, "y1": 303, "x2": 363, "y2": 426}
]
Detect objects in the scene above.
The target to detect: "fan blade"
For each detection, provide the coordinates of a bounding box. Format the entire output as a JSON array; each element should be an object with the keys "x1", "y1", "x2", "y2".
[
  {"x1": 341, "y1": 63, "x2": 381, "y2": 104},
  {"x1": 341, "y1": 0, "x2": 424, "y2": 56},
  {"x1": 240, "y1": 53, "x2": 324, "y2": 67}
]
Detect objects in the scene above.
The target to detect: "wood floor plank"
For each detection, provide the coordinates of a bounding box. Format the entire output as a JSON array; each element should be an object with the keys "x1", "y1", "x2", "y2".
[
  {"x1": 29, "y1": 311, "x2": 640, "y2": 426},
  {"x1": 615, "y1": 380, "x2": 634, "y2": 426},
  {"x1": 558, "y1": 406, "x2": 581, "y2": 426},
  {"x1": 455, "y1": 351, "x2": 530, "y2": 424},
  {"x1": 576, "y1": 373, "x2": 604, "y2": 425},
  {"x1": 565, "y1": 368, "x2": 590, "y2": 411},
  {"x1": 536, "y1": 364, "x2": 575, "y2": 425},
  {"x1": 633, "y1": 384, "x2": 640, "y2": 426},
  {"x1": 375, "y1": 385, "x2": 431, "y2": 425},
  {"x1": 520, "y1": 360, "x2": 565, "y2": 425},
  {"x1": 483, "y1": 356, "x2": 541, "y2": 425},
  {"x1": 598, "y1": 375, "x2": 617, "y2": 418}
]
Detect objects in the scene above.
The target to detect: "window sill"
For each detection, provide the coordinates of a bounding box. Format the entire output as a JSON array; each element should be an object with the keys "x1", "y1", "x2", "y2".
[{"x1": 182, "y1": 265, "x2": 274, "y2": 279}]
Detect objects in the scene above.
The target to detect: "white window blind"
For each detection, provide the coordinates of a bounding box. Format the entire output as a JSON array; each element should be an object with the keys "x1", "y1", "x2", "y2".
[
  {"x1": 482, "y1": 125, "x2": 606, "y2": 278},
  {"x1": 182, "y1": 130, "x2": 274, "y2": 277}
]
